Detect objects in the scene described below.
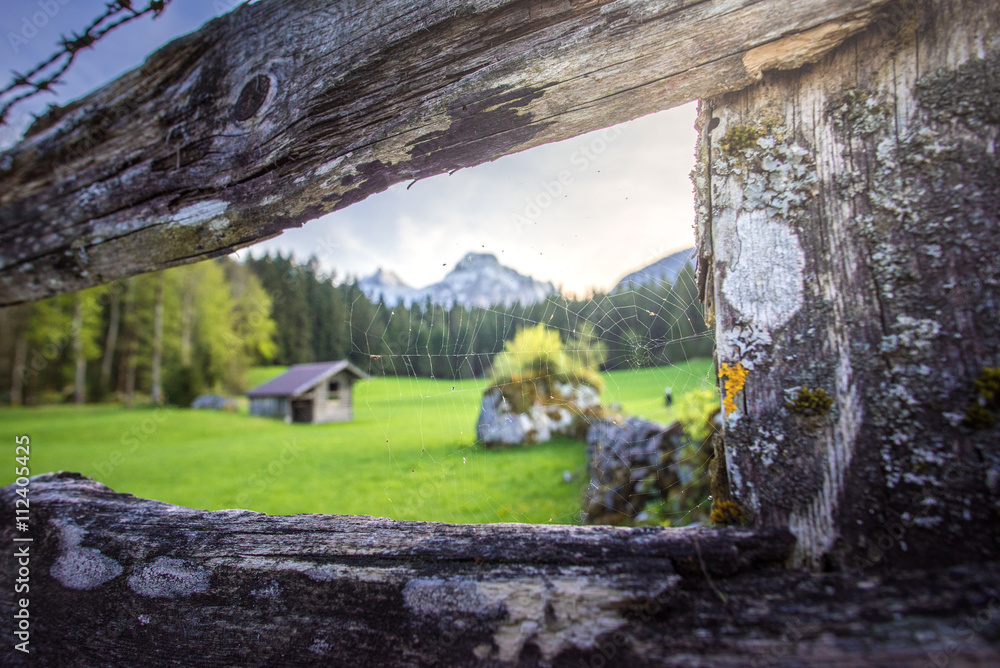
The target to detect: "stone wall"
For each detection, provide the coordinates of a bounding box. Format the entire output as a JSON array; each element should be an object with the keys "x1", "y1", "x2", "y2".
[{"x1": 583, "y1": 417, "x2": 714, "y2": 526}]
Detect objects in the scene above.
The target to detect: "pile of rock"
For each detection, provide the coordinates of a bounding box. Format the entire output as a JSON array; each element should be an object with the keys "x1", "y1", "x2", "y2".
[
  {"x1": 476, "y1": 380, "x2": 603, "y2": 447},
  {"x1": 583, "y1": 416, "x2": 712, "y2": 526}
]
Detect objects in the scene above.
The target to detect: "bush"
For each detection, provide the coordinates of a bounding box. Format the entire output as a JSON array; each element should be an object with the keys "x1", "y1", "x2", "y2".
[
  {"x1": 674, "y1": 388, "x2": 721, "y2": 443},
  {"x1": 164, "y1": 365, "x2": 206, "y2": 407},
  {"x1": 490, "y1": 324, "x2": 604, "y2": 392}
]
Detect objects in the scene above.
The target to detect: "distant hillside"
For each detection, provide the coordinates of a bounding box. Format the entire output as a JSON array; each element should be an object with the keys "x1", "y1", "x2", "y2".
[
  {"x1": 359, "y1": 252, "x2": 558, "y2": 308},
  {"x1": 612, "y1": 247, "x2": 695, "y2": 292}
]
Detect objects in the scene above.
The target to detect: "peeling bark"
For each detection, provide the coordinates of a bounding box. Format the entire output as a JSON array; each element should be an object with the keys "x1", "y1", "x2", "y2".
[{"x1": 0, "y1": 0, "x2": 890, "y2": 305}]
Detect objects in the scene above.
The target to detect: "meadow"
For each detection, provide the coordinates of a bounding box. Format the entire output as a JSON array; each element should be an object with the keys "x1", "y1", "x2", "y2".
[{"x1": 0, "y1": 360, "x2": 714, "y2": 524}]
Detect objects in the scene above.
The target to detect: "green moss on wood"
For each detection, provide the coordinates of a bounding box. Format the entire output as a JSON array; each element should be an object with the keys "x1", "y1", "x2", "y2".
[
  {"x1": 973, "y1": 367, "x2": 1000, "y2": 404},
  {"x1": 964, "y1": 367, "x2": 1000, "y2": 429},
  {"x1": 718, "y1": 125, "x2": 762, "y2": 156},
  {"x1": 786, "y1": 386, "x2": 834, "y2": 416},
  {"x1": 965, "y1": 404, "x2": 996, "y2": 430}
]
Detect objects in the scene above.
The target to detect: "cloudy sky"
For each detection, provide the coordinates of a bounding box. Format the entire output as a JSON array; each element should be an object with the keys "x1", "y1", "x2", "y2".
[{"x1": 2, "y1": 0, "x2": 699, "y2": 296}]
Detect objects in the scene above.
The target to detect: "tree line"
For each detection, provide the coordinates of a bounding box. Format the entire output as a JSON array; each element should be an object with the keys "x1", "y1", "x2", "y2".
[
  {"x1": 243, "y1": 253, "x2": 713, "y2": 381},
  {"x1": 0, "y1": 253, "x2": 713, "y2": 406},
  {"x1": 0, "y1": 258, "x2": 275, "y2": 407}
]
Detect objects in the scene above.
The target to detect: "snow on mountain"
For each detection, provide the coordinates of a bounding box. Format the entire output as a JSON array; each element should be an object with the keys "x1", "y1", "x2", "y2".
[
  {"x1": 612, "y1": 247, "x2": 695, "y2": 292},
  {"x1": 357, "y1": 268, "x2": 414, "y2": 307},
  {"x1": 359, "y1": 252, "x2": 558, "y2": 308}
]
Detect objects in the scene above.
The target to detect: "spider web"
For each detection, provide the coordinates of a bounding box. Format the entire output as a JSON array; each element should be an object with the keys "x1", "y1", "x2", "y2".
[
  {"x1": 228, "y1": 103, "x2": 721, "y2": 526},
  {"x1": 335, "y1": 108, "x2": 719, "y2": 527},
  {"x1": 347, "y1": 288, "x2": 718, "y2": 527}
]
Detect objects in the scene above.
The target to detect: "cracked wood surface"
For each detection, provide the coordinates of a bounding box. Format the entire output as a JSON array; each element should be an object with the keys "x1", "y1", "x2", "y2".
[
  {"x1": 3, "y1": 473, "x2": 999, "y2": 666},
  {"x1": 0, "y1": 0, "x2": 891, "y2": 305}
]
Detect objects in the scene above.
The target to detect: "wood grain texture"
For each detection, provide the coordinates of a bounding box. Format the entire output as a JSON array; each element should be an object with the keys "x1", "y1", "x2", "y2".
[
  {"x1": 4, "y1": 473, "x2": 1000, "y2": 666},
  {"x1": 0, "y1": 0, "x2": 891, "y2": 305},
  {"x1": 696, "y1": 0, "x2": 1000, "y2": 569}
]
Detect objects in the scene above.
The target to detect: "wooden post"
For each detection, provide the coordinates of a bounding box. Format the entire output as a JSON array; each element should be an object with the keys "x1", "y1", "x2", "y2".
[{"x1": 695, "y1": 0, "x2": 1000, "y2": 569}]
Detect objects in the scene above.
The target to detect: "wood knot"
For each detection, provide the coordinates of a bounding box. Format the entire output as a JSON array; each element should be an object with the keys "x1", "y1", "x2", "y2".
[{"x1": 232, "y1": 74, "x2": 270, "y2": 121}]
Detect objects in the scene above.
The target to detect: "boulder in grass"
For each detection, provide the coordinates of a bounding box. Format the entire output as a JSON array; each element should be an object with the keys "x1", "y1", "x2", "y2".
[
  {"x1": 476, "y1": 380, "x2": 605, "y2": 448},
  {"x1": 476, "y1": 388, "x2": 533, "y2": 446},
  {"x1": 191, "y1": 394, "x2": 238, "y2": 411}
]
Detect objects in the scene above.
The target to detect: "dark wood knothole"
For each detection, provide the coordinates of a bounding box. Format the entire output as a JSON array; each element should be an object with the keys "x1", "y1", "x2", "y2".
[{"x1": 232, "y1": 74, "x2": 271, "y2": 121}]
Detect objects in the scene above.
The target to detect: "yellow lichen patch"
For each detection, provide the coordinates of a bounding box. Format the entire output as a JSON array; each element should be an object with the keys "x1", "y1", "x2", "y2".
[
  {"x1": 719, "y1": 362, "x2": 748, "y2": 417},
  {"x1": 710, "y1": 500, "x2": 748, "y2": 527}
]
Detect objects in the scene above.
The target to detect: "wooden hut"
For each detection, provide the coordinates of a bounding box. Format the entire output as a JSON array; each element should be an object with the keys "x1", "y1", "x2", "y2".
[{"x1": 247, "y1": 361, "x2": 368, "y2": 424}]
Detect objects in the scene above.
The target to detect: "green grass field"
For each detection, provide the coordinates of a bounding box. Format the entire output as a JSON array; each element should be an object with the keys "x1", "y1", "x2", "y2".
[{"x1": 0, "y1": 360, "x2": 714, "y2": 524}]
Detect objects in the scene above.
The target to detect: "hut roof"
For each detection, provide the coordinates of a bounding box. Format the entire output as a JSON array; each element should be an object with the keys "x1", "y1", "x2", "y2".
[{"x1": 246, "y1": 361, "x2": 369, "y2": 398}]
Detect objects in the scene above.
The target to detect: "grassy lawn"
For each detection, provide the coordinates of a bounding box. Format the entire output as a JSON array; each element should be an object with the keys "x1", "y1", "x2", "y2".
[{"x1": 0, "y1": 360, "x2": 714, "y2": 524}]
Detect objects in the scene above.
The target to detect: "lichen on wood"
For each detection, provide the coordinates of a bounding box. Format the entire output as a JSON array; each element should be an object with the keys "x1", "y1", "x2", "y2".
[
  {"x1": 719, "y1": 362, "x2": 748, "y2": 417},
  {"x1": 698, "y1": 0, "x2": 1000, "y2": 569}
]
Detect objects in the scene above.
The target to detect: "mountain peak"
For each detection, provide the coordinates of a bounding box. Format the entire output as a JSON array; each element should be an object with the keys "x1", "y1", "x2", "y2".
[
  {"x1": 454, "y1": 252, "x2": 500, "y2": 272},
  {"x1": 367, "y1": 267, "x2": 409, "y2": 287},
  {"x1": 359, "y1": 251, "x2": 556, "y2": 309},
  {"x1": 613, "y1": 247, "x2": 695, "y2": 292}
]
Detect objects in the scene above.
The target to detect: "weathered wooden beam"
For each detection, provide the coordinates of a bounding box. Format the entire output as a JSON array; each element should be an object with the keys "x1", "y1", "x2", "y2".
[
  {"x1": 0, "y1": 0, "x2": 891, "y2": 305},
  {"x1": 695, "y1": 0, "x2": 1000, "y2": 569},
  {"x1": 4, "y1": 473, "x2": 999, "y2": 666}
]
